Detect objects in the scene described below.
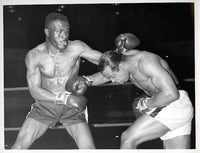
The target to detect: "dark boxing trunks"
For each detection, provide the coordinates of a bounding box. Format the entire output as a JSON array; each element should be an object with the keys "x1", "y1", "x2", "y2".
[{"x1": 26, "y1": 101, "x2": 86, "y2": 127}]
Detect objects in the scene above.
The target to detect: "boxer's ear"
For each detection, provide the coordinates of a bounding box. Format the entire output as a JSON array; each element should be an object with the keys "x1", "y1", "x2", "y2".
[{"x1": 44, "y1": 28, "x2": 49, "y2": 36}]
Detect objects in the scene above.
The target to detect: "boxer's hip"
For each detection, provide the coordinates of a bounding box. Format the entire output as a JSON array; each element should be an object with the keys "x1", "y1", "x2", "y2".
[{"x1": 154, "y1": 90, "x2": 194, "y2": 130}]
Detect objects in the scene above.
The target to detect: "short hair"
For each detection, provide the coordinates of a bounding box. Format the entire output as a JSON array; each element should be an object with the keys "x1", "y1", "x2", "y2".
[
  {"x1": 98, "y1": 50, "x2": 125, "y2": 72},
  {"x1": 45, "y1": 12, "x2": 69, "y2": 29}
]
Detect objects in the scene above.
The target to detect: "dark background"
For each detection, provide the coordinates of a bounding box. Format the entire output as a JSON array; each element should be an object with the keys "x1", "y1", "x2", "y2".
[
  {"x1": 4, "y1": 3, "x2": 194, "y2": 87},
  {"x1": 4, "y1": 3, "x2": 195, "y2": 149}
]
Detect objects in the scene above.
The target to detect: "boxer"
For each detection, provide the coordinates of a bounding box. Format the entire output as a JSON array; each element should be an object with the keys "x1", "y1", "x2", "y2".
[
  {"x1": 11, "y1": 12, "x2": 108, "y2": 149},
  {"x1": 98, "y1": 43, "x2": 194, "y2": 149}
]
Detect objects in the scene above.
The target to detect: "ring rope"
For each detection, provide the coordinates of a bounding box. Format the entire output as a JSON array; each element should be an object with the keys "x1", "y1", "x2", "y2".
[
  {"x1": 4, "y1": 78, "x2": 194, "y2": 131},
  {"x1": 4, "y1": 123, "x2": 133, "y2": 131},
  {"x1": 4, "y1": 82, "x2": 133, "y2": 92},
  {"x1": 4, "y1": 78, "x2": 194, "y2": 92}
]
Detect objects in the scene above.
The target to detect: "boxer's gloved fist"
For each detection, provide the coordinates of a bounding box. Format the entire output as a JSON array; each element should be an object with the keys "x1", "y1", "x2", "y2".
[
  {"x1": 132, "y1": 96, "x2": 155, "y2": 117},
  {"x1": 54, "y1": 92, "x2": 87, "y2": 111},
  {"x1": 65, "y1": 76, "x2": 88, "y2": 111},
  {"x1": 55, "y1": 92, "x2": 70, "y2": 105},
  {"x1": 82, "y1": 75, "x2": 93, "y2": 86},
  {"x1": 65, "y1": 76, "x2": 88, "y2": 96},
  {"x1": 132, "y1": 98, "x2": 143, "y2": 118},
  {"x1": 135, "y1": 97, "x2": 149, "y2": 112},
  {"x1": 115, "y1": 33, "x2": 140, "y2": 53},
  {"x1": 67, "y1": 94, "x2": 87, "y2": 112}
]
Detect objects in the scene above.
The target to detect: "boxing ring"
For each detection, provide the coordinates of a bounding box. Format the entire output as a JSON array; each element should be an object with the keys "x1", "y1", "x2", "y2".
[{"x1": 4, "y1": 79, "x2": 195, "y2": 149}]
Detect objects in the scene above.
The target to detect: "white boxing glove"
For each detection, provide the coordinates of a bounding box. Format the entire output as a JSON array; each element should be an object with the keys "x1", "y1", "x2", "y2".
[
  {"x1": 136, "y1": 97, "x2": 156, "y2": 115},
  {"x1": 55, "y1": 91, "x2": 71, "y2": 105},
  {"x1": 82, "y1": 75, "x2": 93, "y2": 86}
]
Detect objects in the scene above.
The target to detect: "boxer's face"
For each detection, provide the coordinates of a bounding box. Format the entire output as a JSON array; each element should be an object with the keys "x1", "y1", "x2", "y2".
[
  {"x1": 47, "y1": 19, "x2": 70, "y2": 49},
  {"x1": 102, "y1": 64, "x2": 129, "y2": 83}
]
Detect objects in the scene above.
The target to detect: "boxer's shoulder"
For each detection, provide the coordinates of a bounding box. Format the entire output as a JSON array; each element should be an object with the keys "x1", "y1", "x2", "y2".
[
  {"x1": 28, "y1": 43, "x2": 46, "y2": 55},
  {"x1": 126, "y1": 50, "x2": 143, "y2": 64},
  {"x1": 26, "y1": 43, "x2": 47, "y2": 63},
  {"x1": 140, "y1": 51, "x2": 161, "y2": 59},
  {"x1": 122, "y1": 49, "x2": 141, "y2": 56},
  {"x1": 138, "y1": 51, "x2": 161, "y2": 65},
  {"x1": 66, "y1": 40, "x2": 87, "y2": 54},
  {"x1": 68, "y1": 40, "x2": 84, "y2": 48}
]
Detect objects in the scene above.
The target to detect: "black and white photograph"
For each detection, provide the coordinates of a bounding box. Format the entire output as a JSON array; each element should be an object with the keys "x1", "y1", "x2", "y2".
[{"x1": 1, "y1": 0, "x2": 199, "y2": 152}]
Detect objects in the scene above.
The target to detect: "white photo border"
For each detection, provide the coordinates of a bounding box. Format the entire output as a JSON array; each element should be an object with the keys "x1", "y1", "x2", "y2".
[{"x1": 0, "y1": 0, "x2": 199, "y2": 153}]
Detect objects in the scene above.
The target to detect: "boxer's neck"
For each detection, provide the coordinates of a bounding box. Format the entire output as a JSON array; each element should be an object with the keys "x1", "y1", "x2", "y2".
[{"x1": 46, "y1": 42, "x2": 61, "y2": 56}]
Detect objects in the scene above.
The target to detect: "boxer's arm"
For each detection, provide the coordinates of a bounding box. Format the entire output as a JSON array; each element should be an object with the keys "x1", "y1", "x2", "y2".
[
  {"x1": 141, "y1": 57, "x2": 179, "y2": 108},
  {"x1": 159, "y1": 57, "x2": 180, "y2": 86},
  {"x1": 81, "y1": 49, "x2": 102, "y2": 65},
  {"x1": 76, "y1": 41, "x2": 102, "y2": 65},
  {"x1": 68, "y1": 41, "x2": 109, "y2": 85},
  {"x1": 84, "y1": 72, "x2": 110, "y2": 86},
  {"x1": 25, "y1": 51, "x2": 56, "y2": 103}
]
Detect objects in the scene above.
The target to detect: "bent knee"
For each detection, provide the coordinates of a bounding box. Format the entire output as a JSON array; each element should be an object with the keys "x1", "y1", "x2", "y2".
[
  {"x1": 121, "y1": 131, "x2": 129, "y2": 142},
  {"x1": 121, "y1": 131, "x2": 139, "y2": 146},
  {"x1": 121, "y1": 131, "x2": 134, "y2": 143}
]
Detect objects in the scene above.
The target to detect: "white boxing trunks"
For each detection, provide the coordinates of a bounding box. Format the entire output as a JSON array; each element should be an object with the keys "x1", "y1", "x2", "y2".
[{"x1": 149, "y1": 90, "x2": 194, "y2": 140}]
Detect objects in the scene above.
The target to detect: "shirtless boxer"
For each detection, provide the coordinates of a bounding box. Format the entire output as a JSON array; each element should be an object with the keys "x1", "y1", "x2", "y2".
[
  {"x1": 11, "y1": 12, "x2": 108, "y2": 149},
  {"x1": 98, "y1": 36, "x2": 194, "y2": 149}
]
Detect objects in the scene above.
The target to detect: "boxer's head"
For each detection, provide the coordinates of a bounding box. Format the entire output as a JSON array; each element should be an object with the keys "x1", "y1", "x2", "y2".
[
  {"x1": 44, "y1": 12, "x2": 70, "y2": 50},
  {"x1": 98, "y1": 50, "x2": 129, "y2": 83}
]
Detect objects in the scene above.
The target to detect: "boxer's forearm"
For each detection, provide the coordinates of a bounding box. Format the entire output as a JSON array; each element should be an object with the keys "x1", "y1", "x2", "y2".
[
  {"x1": 81, "y1": 49, "x2": 102, "y2": 65},
  {"x1": 146, "y1": 90, "x2": 179, "y2": 108},
  {"x1": 86, "y1": 72, "x2": 110, "y2": 86},
  {"x1": 29, "y1": 86, "x2": 56, "y2": 103},
  {"x1": 87, "y1": 50, "x2": 102, "y2": 65}
]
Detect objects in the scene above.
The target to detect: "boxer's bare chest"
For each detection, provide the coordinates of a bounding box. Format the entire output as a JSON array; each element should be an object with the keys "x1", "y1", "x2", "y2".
[{"x1": 38, "y1": 52, "x2": 79, "y2": 79}]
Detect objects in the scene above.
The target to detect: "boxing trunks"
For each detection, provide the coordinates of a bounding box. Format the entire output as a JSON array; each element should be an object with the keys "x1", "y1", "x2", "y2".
[
  {"x1": 135, "y1": 90, "x2": 194, "y2": 140},
  {"x1": 26, "y1": 99, "x2": 87, "y2": 128}
]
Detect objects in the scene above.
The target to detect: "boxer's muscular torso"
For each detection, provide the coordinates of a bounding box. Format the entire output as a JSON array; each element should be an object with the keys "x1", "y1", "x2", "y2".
[
  {"x1": 29, "y1": 41, "x2": 81, "y2": 93},
  {"x1": 26, "y1": 39, "x2": 102, "y2": 103},
  {"x1": 44, "y1": 44, "x2": 81, "y2": 92},
  {"x1": 128, "y1": 51, "x2": 177, "y2": 97}
]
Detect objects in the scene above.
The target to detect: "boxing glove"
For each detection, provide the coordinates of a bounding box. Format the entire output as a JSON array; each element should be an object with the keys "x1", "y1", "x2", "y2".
[
  {"x1": 67, "y1": 94, "x2": 87, "y2": 112},
  {"x1": 54, "y1": 92, "x2": 87, "y2": 111},
  {"x1": 115, "y1": 33, "x2": 140, "y2": 53},
  {"x1": 132, "y1": 95, "x2": 156, "y2": 117},
  {"x1": 65, "y1": 76, "x2": 88, "y2": 96},
  {"x1": 55, "y1": 91, "x2": 70, "y2": 105},
  {"x1": 132, "y1": 97, "x2": 143, "y2": 118},
  {"x1": 82, "y1": 75, "x2": 93, "y2": 86}
]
